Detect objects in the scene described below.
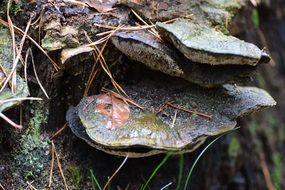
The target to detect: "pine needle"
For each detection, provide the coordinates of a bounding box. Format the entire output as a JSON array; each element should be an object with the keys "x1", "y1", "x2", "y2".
[
  {"x1": 103, "y1": 155, "x2": 128, "y2": 190},
  {"x1": 0, "y1": 19, "x2": 60, "y2": 71},
  {"x1": 50, "y1": 123, "x2": 68, "y2": 140},
  {"x1": 53, "y1": 141, "x2": 69, "y2": 190},
  {"x1": 0, "y1": 112, "x2": 22, "y2": 129},
  {"x1": 28, "y1": 49, "x2": 49, "y2": 98},
  {"x1": 48, "y1": 141, "x2": 55, "y2": 188}
]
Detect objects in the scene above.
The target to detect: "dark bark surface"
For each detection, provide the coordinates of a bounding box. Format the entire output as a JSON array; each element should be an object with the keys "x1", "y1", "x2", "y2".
[{"x1": 0, "y1": 1, "x2": 284, "y2": 190}]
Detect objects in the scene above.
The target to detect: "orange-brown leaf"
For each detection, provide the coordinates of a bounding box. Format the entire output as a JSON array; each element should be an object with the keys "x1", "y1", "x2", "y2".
[{"x1": 95, "y1": 93, "x2": 130, "y2": 129}]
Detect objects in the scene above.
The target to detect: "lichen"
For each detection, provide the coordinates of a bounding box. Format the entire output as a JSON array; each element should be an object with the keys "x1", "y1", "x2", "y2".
[
  {"x1": 251, "y1": 8, "x2": 260, "y2": 29},
  {"x1": 13, "y1": 102, "x2": 50, "y2": 181}
]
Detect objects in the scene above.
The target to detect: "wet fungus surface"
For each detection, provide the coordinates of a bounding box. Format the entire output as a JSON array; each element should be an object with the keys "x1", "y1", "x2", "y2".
[
  {"x1": 45, "y1": 0, "x2": 277, "y2": 157},
  {"x1": 67, "y1": 72, "x2": 276, "y2": 157}
]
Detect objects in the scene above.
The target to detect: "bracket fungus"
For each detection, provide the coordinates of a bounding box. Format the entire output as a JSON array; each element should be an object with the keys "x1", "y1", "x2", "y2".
[
  {"x1": 67, "y1": 74, "x2": 276, "y2": 158},
  {"x1": 156, "y1": 20, "x2": 271, "y2": 66},
  {"x1": 57, "y1": 0, "x2": 277, "y2": 157}
]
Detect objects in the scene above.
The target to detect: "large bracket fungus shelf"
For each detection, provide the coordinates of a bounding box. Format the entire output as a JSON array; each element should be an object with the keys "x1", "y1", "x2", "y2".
[{"x1": 67, "y1": 74, "x2": 276, "y2": 158}]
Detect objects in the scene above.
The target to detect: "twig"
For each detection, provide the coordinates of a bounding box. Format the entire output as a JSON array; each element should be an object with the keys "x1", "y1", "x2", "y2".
[
  {"x1": 165, "y1": 102, "x2": 212, "y2": 119},
  {"x1": 170, "y1": 110, "x2": 178, "y2": 128},
  {"x1": 0, "y1": 47, "x2": 12, "y2": 89},
  {"x1": 259, "y1": 153, "x2": 274, "y2": 190},
  {"x1": 94, "y1": 23, "x2": 154, "y2": 31},
  {"x1": 0, "y1": 19, "x2": 60, "y2": 70},
  {"x1": 95, "y1": 17, "x2": 177, "y2": 37},
  {"x1": 86, "y1": 31, "x2": 113, "y2": 46},
  {"x1": 0, "y1": 183, "x2": 5, "y2": 190},
  {"x1": 24, "y1": 48, "x2": 29, "y2": 87},
  {"x1": 0, "y1": 112, "x2": 22, "y2": 129},
  {"x1": 50, "y1": 123, "x2": 68, "y2": 140},
  {"x1": 102, "y1": 88, "x2": 144, "y2": 110},
  {"x1": 53, "y1": 142, "x2": 69, "y2": 190},
  {"x1": 103, "y1": 155, "x2": 128, "y2": 190},
  {"x1": 6, "y1": 0, "x2": 16, "y2": 93},
  {"x1": 25, "y1": 181, "x2": 37, "y2": 190},
  {"x1": 84, "y1": 28, "x2": 129, "y2": 98},
  {"x1": 93, "y1": 44, "x2": 128, "y2": 96},
  {"x1": 28, "y1": 49, "x2": 49, "y2": 98},
  {"x1": 83, "y1": 32, "x2": 105, "y2": 96},
  {"x1": 1, "y1": 14, "x2": 32, "y2": 93},
  {"x1": 131, "y1": 9, "x2": 161, "y2": 39},
  {"x1": 48, "y1": 141, "x2": 55, "y2": 188},
  {"x1": 0, "y1": 97, "x2": 42, "y2": 104},
  {"x1": 0, "y1": 97, "x2": 41, "y2": 129},
  {"x1": 156, "y1": 101, "x2": 173, "y2": 114}
]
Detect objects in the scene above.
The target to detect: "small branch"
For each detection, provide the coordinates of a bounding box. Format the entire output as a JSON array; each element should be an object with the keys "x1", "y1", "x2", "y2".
[
  {"x1": 0, "y1": 97, "x2": 42, "y2": 104},
  {"x1": 48, "y1": 141, "x2": 55, "y2": 188},
  {"x1": 0, "y1": 112, "x2": 22, "y2": 129},
  {"x1": 103, "y1": 155, "x2": 128, "y2": 190},
  {"x1": 170, "y1": 110, "x2": 178, "y2": 128},
  {"x1": 102, "y1": 88, "x2": 144, "y2": 110},
  {"x1": 0, "y1": 183, "x2": 5, "y2": 190},
  {"x1": 25, "y1": 181, "x2": 37, "y2": 190},
  {"x1": 259, "y1": 153, "x2": 274, "y2": 190},
  {"x1": 54, "y1": 142, "x2": 69, "y2": 190},
  {"x1": 94, "y1": 23, "x2": 154, "y2": 31},
  {"x1": 157, "y1": 101, "x2": 212, "y2": 119},
  {"x1": 50, "y1": 123, "x2": 68, "y2": 140},
  {"x1": 28, "y1": 49, "x2": 49, "y2": 98},
  {"x1": 0, "y1": 19, "x2": 60, "y2": 71}
]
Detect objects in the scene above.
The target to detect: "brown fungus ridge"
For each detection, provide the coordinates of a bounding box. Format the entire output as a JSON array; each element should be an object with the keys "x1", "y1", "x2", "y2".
[{"x1": 67, "y1": 73, "x2": 276, "y2": 157}]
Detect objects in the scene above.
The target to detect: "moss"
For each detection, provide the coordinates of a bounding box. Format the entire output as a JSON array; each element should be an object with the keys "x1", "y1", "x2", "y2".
[
  {"x1": 67, "y1": 165, "x2": 82, "y2": 189},
  {"x1": 272, "y1": 153, "x2": 283, "y2": 190},
  {"x1": 13, "y1": 102, "x2": 50, "y2": 181},
  {"x1": 10, "y1": 0, "x2": 24, "y2": 16},
  {"x1": 265, "y1": 111, "x2": 278, "y2": 129},
  {"x1": 251, "y1": 8, "x2": 260, "y2": 29},
  {"x1": 256, "y1": 75, "x2": 266, "y2": 89},
  {"x1": 248, "y1": 120, "x2": 258, "y2": 136},
  {"x1": 227, "y1": 136, "x2": 241, "y2": 158}
]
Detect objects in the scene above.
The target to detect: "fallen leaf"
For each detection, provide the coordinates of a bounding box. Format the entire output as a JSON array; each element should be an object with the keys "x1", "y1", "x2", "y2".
[{"x1": 95, "y1": 93, "x2": 130, "y2": 129}]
